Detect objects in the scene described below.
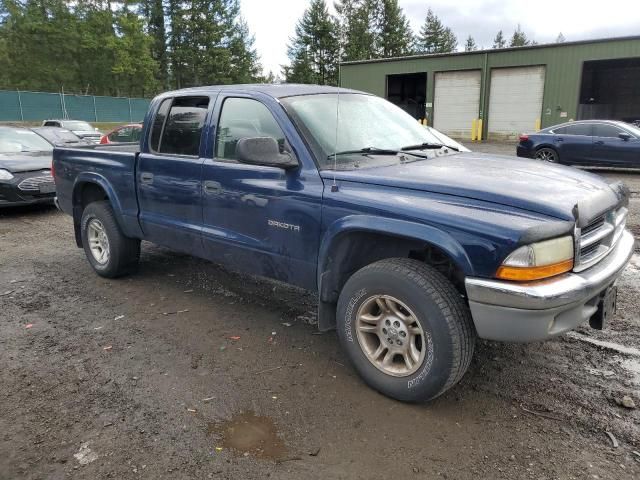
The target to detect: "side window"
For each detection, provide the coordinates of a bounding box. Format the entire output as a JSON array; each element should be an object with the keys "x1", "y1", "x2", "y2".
[
  {"x1": 150, "y1": 99, "x2": 171, "y2": 152},
  {"x1": 159, "y1": 97, "x2": 210, "y2": 156},
  {"x1": 44, "y1": 121, "x2": 58, "y2": 127},
  {"x1": 564, "y1": 124, "x2": 592, "y2": 136},
  {"x1": 594, "y1": 124, "x2": 625, "y2": 138},
  {"x1": 215, "y1": 97, "x2": 286, "y2": 161},
  {"x1": 132, "y1": 127, "x2": 142, "y2": 142},
  {"x1": 112, "y1": 127, "x2": 132, "y2": 142}
]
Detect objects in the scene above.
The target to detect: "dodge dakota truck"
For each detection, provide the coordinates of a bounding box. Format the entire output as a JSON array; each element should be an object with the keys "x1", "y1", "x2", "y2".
[{"x1": 52, "y1": 85, "x2": 635, "y2": 402}]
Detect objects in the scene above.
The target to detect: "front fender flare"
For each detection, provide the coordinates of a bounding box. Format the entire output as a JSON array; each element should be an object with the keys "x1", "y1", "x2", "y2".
[{"x1": 315, "y1": 215, "x2": 474, "y2": 331}]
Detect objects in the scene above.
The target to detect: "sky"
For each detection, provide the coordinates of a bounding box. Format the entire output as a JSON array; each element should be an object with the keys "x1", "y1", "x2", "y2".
[{"x1": 240, "y1": 0, "x2": 640, "y2": 75}]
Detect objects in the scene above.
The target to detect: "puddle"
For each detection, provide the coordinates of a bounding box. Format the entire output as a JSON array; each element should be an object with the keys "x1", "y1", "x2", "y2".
[{"x1": 208, "y1": 411, "x2": 287, "y2": 459}]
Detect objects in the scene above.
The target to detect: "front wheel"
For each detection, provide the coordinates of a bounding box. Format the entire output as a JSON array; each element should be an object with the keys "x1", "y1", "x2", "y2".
[
  {"x1": 535, "y1": 147, "x2": 558, "y2": 163},
  {"x1": 336, "y1": 258, "x2": 475, "y2": 402},
  {"x1": 80, "y1": 201, "x2": 140, "y2": 278}
]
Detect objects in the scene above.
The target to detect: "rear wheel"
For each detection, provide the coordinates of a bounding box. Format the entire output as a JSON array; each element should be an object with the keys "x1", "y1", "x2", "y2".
[
  {"x1": 80, "y1": 201, "x2": 140, "y2": 278},
  {"x1": 336, "y1": 258, "x2": 475, "y2": 402},
  {"x1": 535, "y1": 147, "x2": 558, "y2": 163}
]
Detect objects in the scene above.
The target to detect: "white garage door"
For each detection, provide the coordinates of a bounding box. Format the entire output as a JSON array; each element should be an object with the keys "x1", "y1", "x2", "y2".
[
  {"x1": 433, "y1": 70, "x2": 481, "y2": 138},
  {"x1": 487, "y1": 66, "x2": 546, "y2": 140}
]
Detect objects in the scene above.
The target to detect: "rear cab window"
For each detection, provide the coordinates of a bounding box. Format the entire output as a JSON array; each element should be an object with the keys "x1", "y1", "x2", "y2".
[{"x1": 149, "y1": 96, "x2": 210, "y2": 156}]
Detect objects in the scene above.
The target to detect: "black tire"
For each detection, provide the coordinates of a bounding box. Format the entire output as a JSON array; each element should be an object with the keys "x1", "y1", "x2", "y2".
[
  {"x1": 535, "y1": 147, "x2": 559, "y2": 163},
  {"x1": 336, "y1": 258, "x2": 475, "y2": 402},
  {"x1": 80, "y1": 200, "x2": 140, "y2": 278}
]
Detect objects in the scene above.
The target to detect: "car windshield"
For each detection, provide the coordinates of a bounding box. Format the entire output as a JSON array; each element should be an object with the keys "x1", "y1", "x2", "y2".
[
  {"x1": 623, "y1": 123, "x2": 640, "y2": 137},
  {"x1": 34, "y1": 128, "x2": 83, "y2": 144},
  {"x1": 0, "y1": 128, "x2": 54, "y2": 153},
  {"x1": 62, "y1": 121, "x2": 94, "y2": 131},
  {"x1": 282, "y1": 93, "x2": 453, "y2": 170}
]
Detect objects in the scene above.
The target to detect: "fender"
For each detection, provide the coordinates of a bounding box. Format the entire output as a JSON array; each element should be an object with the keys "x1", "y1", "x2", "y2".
[
  {"x1": 316, "y1": 215, "x2": 475, "y2": 331},
  {"x1": 71, "y1": 173, "x2": 140, "y2": 245}
]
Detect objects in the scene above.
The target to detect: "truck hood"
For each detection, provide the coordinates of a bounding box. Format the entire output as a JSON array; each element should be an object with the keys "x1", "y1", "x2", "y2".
[
  {"x1": 323, "y1": 152, "x2": 622, "y2": 220},
  {"x1": 0, "y1": 151, "x2": 53, "y2": 173}
]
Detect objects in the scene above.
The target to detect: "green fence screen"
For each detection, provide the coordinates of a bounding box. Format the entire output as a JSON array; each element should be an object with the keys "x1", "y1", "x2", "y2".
[{"x1": 0, "y1": 90, "x2": 151, "y2": 123}]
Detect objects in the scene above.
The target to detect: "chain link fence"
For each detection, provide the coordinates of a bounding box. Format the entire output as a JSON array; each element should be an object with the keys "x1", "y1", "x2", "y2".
[{"x1": 0, "y1": 90, "x2": 151, "y2": 123}]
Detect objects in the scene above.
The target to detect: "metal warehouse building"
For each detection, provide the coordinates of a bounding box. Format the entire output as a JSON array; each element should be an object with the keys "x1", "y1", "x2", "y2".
[{"x1": 340, "y1": 35, "x2": 640, "y2": 141}]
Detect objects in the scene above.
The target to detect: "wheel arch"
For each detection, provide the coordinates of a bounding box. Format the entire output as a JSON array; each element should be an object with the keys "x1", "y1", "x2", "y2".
[
  {"x1": 316, "y1": 215, "x2": 474, "y2": 331},
  {"x1": 71, "y1": 174, "x2": 122, "y2": 247}
]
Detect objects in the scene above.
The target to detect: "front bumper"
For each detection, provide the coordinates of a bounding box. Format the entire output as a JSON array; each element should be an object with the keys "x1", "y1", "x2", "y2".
[
  {"x1": 465, "y1": 229, "x2": 635, "y2": 342},
  {"x1": 0, "y1": 172, "x2": 56, "y2": 207}
]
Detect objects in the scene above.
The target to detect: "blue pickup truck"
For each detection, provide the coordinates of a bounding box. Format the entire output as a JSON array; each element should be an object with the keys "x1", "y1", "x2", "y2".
[{"x1": 53, "y1": 85, "x2": 634, "y2": 402}]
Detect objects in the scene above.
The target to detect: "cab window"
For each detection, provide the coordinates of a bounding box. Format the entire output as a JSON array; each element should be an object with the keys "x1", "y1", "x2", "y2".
[
  {"x1": 150, "y1": 97, "x2": 209, "y2": 156},
  {"x1": 215, "y1": 98, "x2": 285, "y2": 161}
]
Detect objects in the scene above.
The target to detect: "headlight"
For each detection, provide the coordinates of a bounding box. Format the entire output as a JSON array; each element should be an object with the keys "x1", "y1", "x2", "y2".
[
  {"x1": 496, "y1": 236, "x2": 574, "y2": 281},
  {"x1": 0, "y1": 169, "x2": 14, "y2": 180}
]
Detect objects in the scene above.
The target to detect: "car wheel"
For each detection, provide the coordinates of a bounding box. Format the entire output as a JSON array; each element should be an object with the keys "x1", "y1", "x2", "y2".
[
  {"x1": 336, "y1": 258, "x2": 476, "y2": 402},
  {"x1": 535, "y1": 147, "x2": 558, "y2": 163},
  {"x1": 80, "y1": 200, "x2": 140, "y2": 278}
]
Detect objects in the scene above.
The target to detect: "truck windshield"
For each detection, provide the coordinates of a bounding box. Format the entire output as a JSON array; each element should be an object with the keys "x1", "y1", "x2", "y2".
[{"x1": 282, "y1": 93, "x2": 450, "y2": 170}]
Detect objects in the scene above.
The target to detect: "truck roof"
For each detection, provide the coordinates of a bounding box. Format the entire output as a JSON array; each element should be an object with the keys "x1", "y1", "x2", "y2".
[{"x1": 157, "y1": 84, "x2": 364, "y2": 99}]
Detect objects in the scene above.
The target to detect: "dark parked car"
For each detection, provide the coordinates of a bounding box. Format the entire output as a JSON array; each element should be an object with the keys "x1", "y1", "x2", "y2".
[
  {"x1": 0, "y1": 127, "x2": 56, "y2": 207},
  {"x1": 32, "y1": 127, "x2": 93, "y2": 147},
  {"x1": 517, "y1": 120, "x2": 640, "y2": 168},
  {"x1": 100, "y1": 123, "x2": 143, "y2": 144},
  {"x1": 42, "y1": 120, "x2": 102, "y2": 143}
]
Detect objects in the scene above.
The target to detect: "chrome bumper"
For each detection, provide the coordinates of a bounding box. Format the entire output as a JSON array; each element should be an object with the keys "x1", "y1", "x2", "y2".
[{"x1": 465, "y1": 229, "x2": 635, "y2": 342}]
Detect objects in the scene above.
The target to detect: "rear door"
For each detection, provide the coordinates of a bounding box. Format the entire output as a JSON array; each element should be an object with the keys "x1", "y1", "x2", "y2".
[
  {"x1": 551, "y1": 123, "x2": 593, "y2": 165},
  {"x1": 136, "y1": 95, "x2": 212, "y2": 255},
  {"x1": 591, "y1": 123, "x2": 640, "y2": 167}
]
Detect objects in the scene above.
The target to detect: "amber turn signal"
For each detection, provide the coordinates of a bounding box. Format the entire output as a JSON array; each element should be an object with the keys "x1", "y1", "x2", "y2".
[{"x1": 495, "y1": 259, "x2": 574, "y2": 282}]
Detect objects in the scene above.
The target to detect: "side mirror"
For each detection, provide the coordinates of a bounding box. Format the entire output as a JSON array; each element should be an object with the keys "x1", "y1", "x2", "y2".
[
  {"x1": 619, "y1": 132, "x2": 632, "y2": 141},
  {"x1": 236, "y1": 137, "x2": 298, "y2": 169}
]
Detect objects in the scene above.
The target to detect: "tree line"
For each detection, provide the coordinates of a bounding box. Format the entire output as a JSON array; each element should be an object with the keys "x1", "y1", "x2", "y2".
[
  {"x1": 0, "y1": 0, "x2": 565, "y2": 97},
  {"x1": 0, "y1": 0, "x2": 263, "y2": 97},
  {"x1": 285, "y1": 0, "x2": 563, "y2": 85}
]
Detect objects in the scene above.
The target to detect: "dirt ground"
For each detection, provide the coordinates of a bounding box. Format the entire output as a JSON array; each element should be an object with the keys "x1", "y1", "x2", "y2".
[{"x1": 2, "y1": 154, "x2": 640, "y2": 479}]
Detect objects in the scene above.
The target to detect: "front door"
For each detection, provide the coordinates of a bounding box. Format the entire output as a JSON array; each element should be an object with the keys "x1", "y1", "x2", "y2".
[
  {"x1": 137, "y1": 95, "x2": 212, "y2": 255},
  {"x1": 592, "y1": 123, "x2": 640, "y2": 167},
  {"x1": 200, "y1": 94, "x2": 324, "y2": 289}
]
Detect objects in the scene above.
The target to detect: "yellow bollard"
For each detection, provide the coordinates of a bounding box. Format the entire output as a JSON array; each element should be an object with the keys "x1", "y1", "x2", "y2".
[
  {"x1": 471, "y1": 119, "x2": 477, "y2": 142},
  {"x1": 535, "y1": 118, "x2": 541, "y2": 131},
  {"x1": 477, "y1": 119, "x2": 483, "y2": 142}
]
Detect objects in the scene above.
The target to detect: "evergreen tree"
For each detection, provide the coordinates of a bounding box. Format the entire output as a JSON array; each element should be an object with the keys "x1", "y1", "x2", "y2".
[
  {"x1": 285, "y1": 0, "x2": 339, "y2": 85},
  {"x1": 493, "y1": 30, "x2": 506, "y2": 48},
  {"x1": 376, "y1": 0, "x2": 413, "y2": 58},
  {"x1": 416, "y1": 8, "x2": 456, "y2": 53},
  {"x1": 464, "y1": 35, "x2": 477, "y2": 52},
  {"x1": 556, "y1": 32, "x2": 566, "y2": 43},
  {"x1": 510, "y1": 24, "x2": 531, "y2": 47},
  {"x1": 140, "y1": 0, "x2": 168, "y2": 89},
  {"x1": 228, "y1": 17, "x2": 262, "y2": 84},
  {"x1": 334, "y1": 0, "x2": 376, "y2": 61}
]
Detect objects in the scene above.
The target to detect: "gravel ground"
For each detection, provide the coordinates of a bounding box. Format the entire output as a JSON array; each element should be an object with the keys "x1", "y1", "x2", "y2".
[{"x1": 1, "y1": 153, "x2": 640, "y2": 479}]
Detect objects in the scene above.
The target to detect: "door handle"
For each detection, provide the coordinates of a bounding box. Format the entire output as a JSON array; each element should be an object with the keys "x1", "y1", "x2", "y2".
[
  {"x1": 140, "y1": 172, "x2": 154, "y2": 184},
  {"x1": 555, "y1": 137, "x2": 564, "y2": 142},
  {"x1": 203, "y1": 180, "x2": 222, "y2": 195},
  {"x1": 594, "y1": 140, "x2": 605, "y2": 145}
]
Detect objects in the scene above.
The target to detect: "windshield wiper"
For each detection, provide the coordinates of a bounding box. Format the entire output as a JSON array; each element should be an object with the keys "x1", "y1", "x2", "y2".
[
  {"x1": 401, "y1": 142, "x2": 459, "y2": 152},
  {"x1": 327, "y1": 147, "x2": 401, "y2": 159}
]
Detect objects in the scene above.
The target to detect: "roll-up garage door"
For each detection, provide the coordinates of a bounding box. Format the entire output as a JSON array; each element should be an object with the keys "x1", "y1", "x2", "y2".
[
  {"x1": 433, "y1": 70, "x2": 481, "y2": 138},
  {"x1": 487, "y1": 66, "x2": 546, "y2": 140}
]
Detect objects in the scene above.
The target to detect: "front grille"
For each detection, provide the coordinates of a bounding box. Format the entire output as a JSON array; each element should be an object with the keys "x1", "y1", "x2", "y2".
[
  {"x1": 18, "y1": 173, "x2": 54, "y2": 192},
  {"x1": 575, "y1": 206, "x2": 627, "y2": 272}
]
